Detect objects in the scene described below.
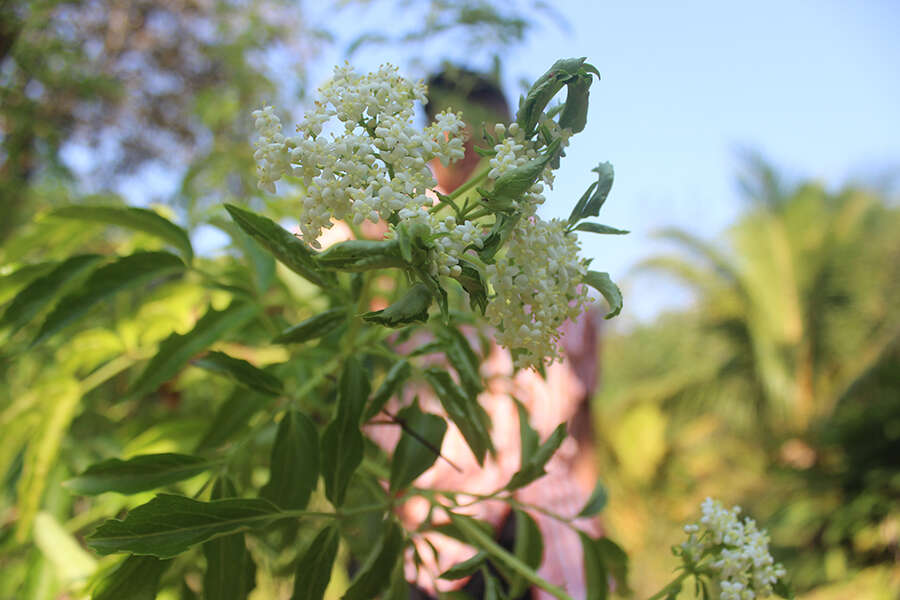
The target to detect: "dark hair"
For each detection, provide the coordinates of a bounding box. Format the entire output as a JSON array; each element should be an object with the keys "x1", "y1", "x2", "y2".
[{"x1": 424, "y1": 66, "x2": 510, "y2": 125}]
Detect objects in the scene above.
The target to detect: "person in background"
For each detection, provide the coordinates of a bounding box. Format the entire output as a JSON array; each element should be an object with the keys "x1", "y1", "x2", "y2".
[{"x1": 378, "y1": 66, "x2": 605, "y2": 599}]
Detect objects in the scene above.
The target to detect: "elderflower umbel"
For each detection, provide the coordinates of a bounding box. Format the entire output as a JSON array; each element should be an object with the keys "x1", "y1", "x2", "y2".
[
  {"x1": 680, "y1": 498, "x2": 787, "y2": 599},
  {"x1": 487, "y1": 119, "x2": 571, "y2": 217},
  {"x1": 485, "y1": 217, "x2": 590, "y2": 368},
  {"x1": 251, "y1": 64, "x2": 466, "y2": 246}
]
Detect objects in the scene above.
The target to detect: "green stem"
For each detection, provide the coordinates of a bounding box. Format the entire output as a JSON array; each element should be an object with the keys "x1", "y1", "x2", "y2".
[
  {"x1": 449, "y1": 165, "x2": 491, "y2": 203},
  {"x1": 647, "y1": 572, "x2": 689, "y2": 600},
  {"x1": 450, "y1": 512, "x2": 575, "y2": 600},
  {"x1": 81, "y1": 350, "x2": 151, "y2": 393}
]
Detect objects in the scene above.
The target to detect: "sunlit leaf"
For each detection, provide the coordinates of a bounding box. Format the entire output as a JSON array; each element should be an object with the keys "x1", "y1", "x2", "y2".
[
  {"x1": 130, "y1": 301, "x2": 259, "y2": 398},
  {"x1": 224, "y1": 204, "x2": 335, "y2": 290},
  {"x1": 0, "y1": 254, "x2": 103, "y2": 336},
  {"x1": 32, "y1": 251, "x2": 185, "y2": 345},
  {"x1": 50, "y1": 204, "x2": 194, "y2": 262},
  {"x1": 33, "y1": 511, "x2": 97, "y2": 582}
]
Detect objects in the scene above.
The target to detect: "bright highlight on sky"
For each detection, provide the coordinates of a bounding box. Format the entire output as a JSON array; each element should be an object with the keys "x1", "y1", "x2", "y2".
[{"x1": 312, "y1": 0, "x2": 900, "y2": 322}]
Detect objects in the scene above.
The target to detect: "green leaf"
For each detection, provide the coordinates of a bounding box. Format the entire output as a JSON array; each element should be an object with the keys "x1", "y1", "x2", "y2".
[
  {"x1": 86, "y1": 493, "x2": 280, "y2": 558},
  {"x1": 33, "y1": 511, "x2": 97, "y2": 581},
  {"x1": 506, "y1": 423, "x2": 566, "y2": 490},
  {"x1": 364, "y1": 360, "x2": 411, "y2": 422},
  {"x1": 559, "y1": 73, "x2": 592, "y2": 134},
  {"x1": 65, "y1": 453, "x2": 212, "y2": 496},
  {"x1": 316, "y1": 238, "x2": 407, "y2": 271},
  {"x1": 509, "y1": 510, "x2": 543, "y2": 597},
  {"x1": 574, "y1": 222, "x2": 629, "y2": 235},
  {"x1": 273, "y1": 307, "x2": 348, "y2": 344},
  {"x1": 228, "y1": 223, "x2": 276, "y2": 294},
  {"x1": 452, "y1": 259, "x2": 488, "y2": 314},
  {"x1": 203, "y1": 477, "x2": 256, "y2": 600},
  {"x1": 438, "y1": 326, "x2": 483, "y2": 400},
  {"x1": 32, "y1": 251, "x2": 185, "y2": 345},
  {"x1": 517, "y1": 57, "x2": 587, "y2": 137},
  {"x1": 478, "y1": 213, "x2": 520, "y2": 263},
  {"x1": 0, "y1": 261, "x2": 56, "y2": 305},
  {"x1": 319, "y1": 418, "x2": 363, "y2": 506},
  {"x1": 130, "y1": 301, "x2": 259, "y2": 398},
  {"x1": 423, "y1": 368, "x2": 493, "y2": 466},
  {"x1": 577, "y1": 481, "x2": 609, "y2": 518},
  {"x1": 50, "y1": 204, "x2": 194, "y2": 263},
  {"x1": 195, "y1": 389, "x2": 271, "y2": 451},
  {"x1": 290, "y1": 525, "x2": 340, "y2": 600},
  {"x1": 261, "y1": 411, "x2": 319, "y2": 510},
  {"x1": 362, "y1": 283, "x2": 432, "y2": 327},
  {"x1": 439, "y1": 551, "x2": 487, "y2": 580},
  {"x1": 343, "y1": 520, "x2": 405, "y2": 600},
  {"x1": 91, "y1": 555, "x2": 170, "y2": 600},
  {"x1": 595, "y1": 537, "x2": 629, "y2": 594},
  {"x1": 389, "y1": 400, "x2": 448, "y2": 492},
  {"x1": 515, "y1": 399, "x2": 540, "y2": 467},
  {"x1": 488, "y1": 140, "x2": 559, "y2": 210},
  {"x1": 193, "y1": 350, "x2": 283, "y2": 397},
  {"x1": 223, "y1": 204, "x2": 335, "y2": 290},
  {"x1": 583, "y1": 271, "x2": 623, "y2": 319},
  {"x1": 568, "y1": 181, "x2": 599, "y2": 226},
  {"x1": 579, "y1": 532, "x2": 609, "y2": 600},
  {"x1": 0, "y1": 254, "x2": 103, "y2": 336},
  {"x1": 772, "y1": 577, "x2": 795, "y2": 599},
  {"x1": 581, "y1": 162, "x2": 614, "y2": 219},
  {"x1": 384, "y1": 559, "x2": 410, "y2": 600},
  {"x1": 321, "y1": 357, "x2": 370, "y2": 505}
]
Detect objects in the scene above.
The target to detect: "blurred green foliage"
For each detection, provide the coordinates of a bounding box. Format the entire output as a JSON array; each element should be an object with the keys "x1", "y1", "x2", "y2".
[
  {"x1": 0, "y1": 2, "x2": 566, "y2": 598},
  {"x1": 594, "y1": 158, "x2": 900, "y2": 598}
]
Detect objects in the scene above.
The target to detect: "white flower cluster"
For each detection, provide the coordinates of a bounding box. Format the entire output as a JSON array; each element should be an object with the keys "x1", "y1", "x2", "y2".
[
  {"x1": 681, "y1": 498, "x2": 787, "y2": 600},
  {"x1": 487, "y1": 120, "x2": 571, "y2": 217},
  {"x1": 252, "y1": 64, "x2": 466, "y2": 246},
  {"x1": 485, "y1": 217, "x2": 590, "y2": 368},
  {"x1": 251, "y1": 106, "x2": 291, "y2": 194},
  {"x1": 431, "y1": 215, "x2": 483, "y2": 277}
]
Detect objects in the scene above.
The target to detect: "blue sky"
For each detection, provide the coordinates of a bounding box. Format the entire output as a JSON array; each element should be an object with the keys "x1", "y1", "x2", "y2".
[{"x1": 310, "y1": 0, "x2": 900, "y2": 321}]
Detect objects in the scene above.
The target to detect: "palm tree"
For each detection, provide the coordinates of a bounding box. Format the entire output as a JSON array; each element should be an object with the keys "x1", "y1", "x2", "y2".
[{"x1": 633, "y1": 156, "x2": 900, "y2": 437}]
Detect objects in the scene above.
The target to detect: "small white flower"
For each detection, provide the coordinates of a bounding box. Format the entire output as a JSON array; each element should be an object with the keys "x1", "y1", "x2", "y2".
[
  {"x1": 680, "y1": 498, "x2": 787, "y2": 599},
  {"x1": 484, "y1": 217, "x2": 590, "y2": 368},
  {"x1": 251, "y1": 64, "x2": 466, "y2": 245}
]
